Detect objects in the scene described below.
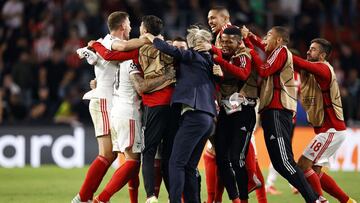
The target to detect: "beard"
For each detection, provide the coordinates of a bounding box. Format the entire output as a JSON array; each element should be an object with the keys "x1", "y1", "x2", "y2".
[{"x1": 307, "y1": 55, "x2": 319, "y2": 62}]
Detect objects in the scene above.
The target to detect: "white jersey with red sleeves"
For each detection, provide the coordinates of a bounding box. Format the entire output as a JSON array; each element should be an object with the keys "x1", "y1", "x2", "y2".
[
  {"x1": 111, "y1": 60, "x2": 142, "y2": 120},
  {"x1": 83, "y1": 34, "x2": 119, "y2": 106},
  {"x1": 83, "y1": 34, "x2": 119, "y2": 137}
]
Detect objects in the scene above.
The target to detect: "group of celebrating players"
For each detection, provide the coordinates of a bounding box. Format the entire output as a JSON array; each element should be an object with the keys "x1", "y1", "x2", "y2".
[{"x1": 71, "y1": 6, "x2": 357, "y2": 203}]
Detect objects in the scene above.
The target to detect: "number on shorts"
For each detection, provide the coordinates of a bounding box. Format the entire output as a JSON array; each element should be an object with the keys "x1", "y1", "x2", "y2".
[{"x1": 310, "y1": 140, "x2": 322, "y2": 152}]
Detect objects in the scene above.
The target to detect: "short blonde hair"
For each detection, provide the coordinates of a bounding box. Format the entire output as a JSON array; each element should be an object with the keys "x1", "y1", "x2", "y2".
[
  {"x1": 186, "y1": 26, "x2": 213, "y2": 48},
  {"x1": 107, "y1": 11, "x2": 129, "y2": 31}
]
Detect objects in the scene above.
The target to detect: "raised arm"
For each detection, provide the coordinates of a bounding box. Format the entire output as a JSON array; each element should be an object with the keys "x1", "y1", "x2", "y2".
[
  {"x1": 243, "y1": 37, "x2": 255, "y2": 50},
  {"x1": 250, "y1": 47, "x2": 287, "y2": 77},
  {"x1": 91, "y1": 41, "x2": 139, "y2": 61},
  {"x1": 248, "y1": 33, "x2": 266, "y2": 51},
  {"x1": 293, "y1": 55, "x2": 331, "y2": 81},
  {"x1": 143, "y1": 33, "x2": 193, "y2": 61},
  {"x1": 152, "y1": 38, "x2": 194, "y2": 61},
  {"x1": 241, "y1": 26, "x2": 265, "y2": 51},
  {"x1": 214, "y1": 54, "x2": 252, "y2": 80}
]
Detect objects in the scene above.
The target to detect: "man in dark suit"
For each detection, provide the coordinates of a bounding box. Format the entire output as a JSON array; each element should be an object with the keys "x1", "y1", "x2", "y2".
[{"x1": 145, "y1": 26, "x2": 217, "y2": 203}]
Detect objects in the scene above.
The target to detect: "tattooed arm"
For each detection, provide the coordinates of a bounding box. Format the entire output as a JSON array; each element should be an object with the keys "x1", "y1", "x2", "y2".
[{"x1": 129, "y1": 66, "x2": 176, "y2": 95}]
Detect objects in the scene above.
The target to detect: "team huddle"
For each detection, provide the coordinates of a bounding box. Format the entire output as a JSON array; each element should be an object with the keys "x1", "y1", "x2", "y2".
[{"x1": 71, "y1": 6, "x2": 356, "y2": 203}]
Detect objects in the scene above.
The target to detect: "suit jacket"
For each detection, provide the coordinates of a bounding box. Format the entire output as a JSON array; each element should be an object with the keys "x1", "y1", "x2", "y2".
[{"x1": 153, "y1": 38, "x2": 217, "y2": 117}]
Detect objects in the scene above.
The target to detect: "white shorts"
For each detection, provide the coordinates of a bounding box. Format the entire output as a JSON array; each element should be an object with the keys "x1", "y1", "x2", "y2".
[
  {"x1": 303, "y1": 128, "x2": 346, "y2": 167},
  {"x1": 89, "y1": 98, "x2": 111, "y2": 137},
  {"x1": 111, "y1": 117, "x2": 143, "y2": 153}
]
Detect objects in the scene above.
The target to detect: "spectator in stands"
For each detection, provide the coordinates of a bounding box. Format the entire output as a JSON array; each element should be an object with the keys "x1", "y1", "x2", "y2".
[
  {"x1": 0, "y1": 0, "x2": 358, "y2": 126},
  {"x1": 11, "y1": 50, "x2": 35, "y2": 108},
  {"x1": 344, "y1": 68, "x2": 360, "y2": 124}
]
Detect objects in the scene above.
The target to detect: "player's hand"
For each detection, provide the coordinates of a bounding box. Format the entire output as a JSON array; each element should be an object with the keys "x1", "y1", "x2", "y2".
[
  {"x1": 194, "y1": 41, "x2": 212, "y2": 52},
  {"x1": 88, "y1": 40, "x2": 97, "y2": 47},
  {"x1": 213, "y1": 64, "x2": 223, "y2": 77},
  {"x1": 241, "y1": 25, "x2": 250, "y2": 38},
  {"x1": 90, "y1": 79, "x2": 97, "y2": 89},
  {"x1": 164, "y1": 67, "x2": 176, "y2": 80},
  {"x1": 87, "y1": 46, "x2": 96, "y2": 52},
  {"x1": 156, "y1": 34, "x2": 164, "y2": 40},
  {"x1": 212, "y1": 47, "x2": 222, "y2": 59}
]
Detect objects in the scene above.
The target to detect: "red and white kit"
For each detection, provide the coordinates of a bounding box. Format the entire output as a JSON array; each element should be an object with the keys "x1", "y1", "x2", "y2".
[
  {"x1": 303, "y1": 129, "x2": 346, "y2": 166},
  {"x1": 83, "y1": 34, "x2": 119, "y2": 137},
  {"x1": 294, "y1": 56, "x2": 347, "y2": 167},
  {"x1": 110, "y1": 60, "x2": 143, "y2": 153}
]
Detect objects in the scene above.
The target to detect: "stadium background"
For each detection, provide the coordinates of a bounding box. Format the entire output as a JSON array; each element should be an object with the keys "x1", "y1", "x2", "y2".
[{"x1": 0, "y1": 0, "x2": 359, "y2": 202}]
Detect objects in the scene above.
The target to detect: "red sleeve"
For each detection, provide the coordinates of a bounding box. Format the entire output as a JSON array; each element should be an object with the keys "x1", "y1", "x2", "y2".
[
  {"x1": 211, "y1": 45, "x2": 222, "y2": 58},
  {"x1": 293, "y1": 55, "x2": 331, "y2": 82},
  {"x1": 214, "y1": 55, "x2": 251, "y2": 80},
  {"x1": 91, "y1": 42, "x2": 139, "y2": 61},
  {"x1": 243, "y1": 37, "x2": 254, "y2": 49},
  {"x1": 250, "y1": 47, "x2": 287, "y2": 77},
  {"x1": 248, "y1": 34, "x2": 266, "y2": 51}
]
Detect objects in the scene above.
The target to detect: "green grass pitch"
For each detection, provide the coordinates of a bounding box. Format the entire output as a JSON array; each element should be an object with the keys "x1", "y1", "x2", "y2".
[{"x1": 0, "y1": 166, "x2": 359, "y2": 202}]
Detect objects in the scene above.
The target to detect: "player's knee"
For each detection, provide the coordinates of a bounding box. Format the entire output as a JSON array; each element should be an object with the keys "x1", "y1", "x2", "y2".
[
  {"x1": 297, "y1": 155, "x2": 312, "y2": 171},
  {"x1": 124, "y1": 150, "x2": 140, "y2": 160},
  {"x1": 169, "y1": 158, "x2": 184, "y2": 170},
  {"x1": 100, "y1": 151, "x2": 116, "y2": 162}
]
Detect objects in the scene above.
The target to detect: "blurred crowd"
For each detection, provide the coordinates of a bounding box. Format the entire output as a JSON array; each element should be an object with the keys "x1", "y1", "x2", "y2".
[{"x1": 0, "y1": 0, "x2": 359, "y2": 126}]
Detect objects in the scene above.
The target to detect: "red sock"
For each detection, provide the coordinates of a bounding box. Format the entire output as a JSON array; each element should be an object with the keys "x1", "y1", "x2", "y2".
[
  {"x1": 255, "y1": 161, "x2": 268, "y2": 203},
  {"x1": 154, "y1": 159, "x2": 162, "y2": 197},
  {"x1": 204, "y1": 151, "x2": 216, "y2": 203},
  {"x1": 304, "y1": 168, "x2": 323, "y2": 195},
  {"x1": 128, "y1": 174, "x2": 140, "y2": 203},
  {"x1": 79, "y1": 155, "x2": 111, "y2": 201},
  {"x1": 246, "y1": 143, "x2": 257, "y2": 192},
  {"x1": 319, "y1": 172, "x2": 349, "y2": 203},
  {"x1": 98, "y1": 159, "x2": 140, "y2": 201},
  {"x1": 246, "y1": 143, "x2": 257, "y2": 172}
]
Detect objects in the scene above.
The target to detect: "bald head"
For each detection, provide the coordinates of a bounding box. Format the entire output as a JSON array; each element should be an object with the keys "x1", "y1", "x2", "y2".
[{"x1": 208, "y1": 6, "x2": 230, "y2": 34}]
